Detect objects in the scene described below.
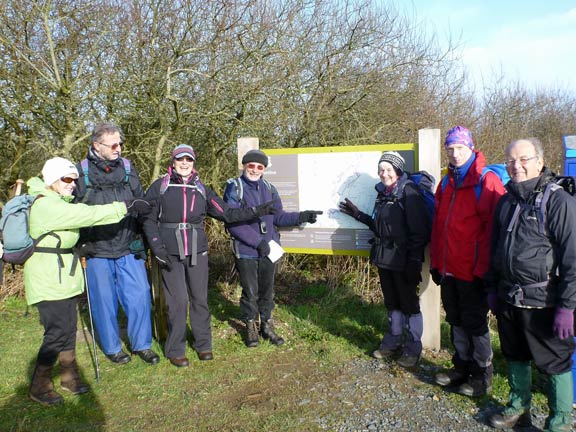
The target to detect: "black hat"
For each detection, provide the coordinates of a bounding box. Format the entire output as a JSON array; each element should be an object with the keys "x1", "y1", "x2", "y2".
[{"x1": 242, "y1": 149, "x2": 268, "y2": 167}]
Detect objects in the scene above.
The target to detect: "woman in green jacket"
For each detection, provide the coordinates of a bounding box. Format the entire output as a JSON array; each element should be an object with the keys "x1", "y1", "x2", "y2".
[{"x1": 25, "y1": 157, "x2": 149, "y2": 406}]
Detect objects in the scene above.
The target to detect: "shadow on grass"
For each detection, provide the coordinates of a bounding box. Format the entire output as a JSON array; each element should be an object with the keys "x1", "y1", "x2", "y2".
[{"x1": 0, "y1": 358, "x2": 106, "y2": 432}]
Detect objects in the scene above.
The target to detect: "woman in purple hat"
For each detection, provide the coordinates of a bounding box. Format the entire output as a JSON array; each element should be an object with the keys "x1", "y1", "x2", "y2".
[{"x1": 142, "y1": 144, "x2": 275, "y2": 367}]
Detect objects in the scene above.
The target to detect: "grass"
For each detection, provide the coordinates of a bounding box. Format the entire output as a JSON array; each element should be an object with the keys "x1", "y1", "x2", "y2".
[{"x1": 0, "y1": 272, "x2": 555, "y2": 432}]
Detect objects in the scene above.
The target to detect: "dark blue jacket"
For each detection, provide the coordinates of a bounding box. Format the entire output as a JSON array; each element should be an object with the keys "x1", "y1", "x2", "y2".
[{"x1": 223, "y1": 174, "x2": 299, "y2": 258}]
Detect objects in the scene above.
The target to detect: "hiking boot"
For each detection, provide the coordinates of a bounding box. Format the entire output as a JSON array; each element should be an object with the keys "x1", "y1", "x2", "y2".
[
  {"x1": 372, "y1": 346, "x2": 400, "y2": 359},
  {"x1": 245, "y1": 320, "x2": 259, "y2": 348},
  {"x1": 458, "y1": 376, "x2": 492, "y2": 397},
  {"x1": 59, "y1": 350, "x2": 89, "y2": 395},
  {"x1": 260, "y1": 320, "x2": 285, "y2": 346},
  {"x1": 29, "y1": 363, "x2": 63, "y2": 406},
  {"x1": 489, "y1": 410, "x2": 531, "y2": 429},
  {"x1": 435, "y1": 369, "x2": 468, "y2": 387},
  {"x1": 396, "y1": 352, "x2": 419, "y2": 368}
]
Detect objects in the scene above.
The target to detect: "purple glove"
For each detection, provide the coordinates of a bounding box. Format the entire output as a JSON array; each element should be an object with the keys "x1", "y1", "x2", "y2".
[
  {"x1": 553, "y1": 307, "x2": 574, "y2": 340},
  {"x1": 487, "y1": 292, "x2": 498, "y2": 315}
]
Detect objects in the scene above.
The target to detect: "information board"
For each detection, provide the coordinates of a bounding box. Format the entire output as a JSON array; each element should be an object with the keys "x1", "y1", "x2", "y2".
[{"x1": 260, "y1": 144, "x2": 416, "y2": 255}]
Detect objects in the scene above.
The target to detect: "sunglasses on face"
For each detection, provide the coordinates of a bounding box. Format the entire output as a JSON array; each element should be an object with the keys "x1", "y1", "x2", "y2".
[
  {"x1": 175, "y1": 156, "x2": 194, "y2": 162},
  {"x1": 60, "y1": 177, "x2": 76, "y2": 184},
  {"x1": 97, "y1": 141, "x2": 123, "y2": 150},
  {"x1": 246, "y1": 163, "x2": 265, "y2": 171}
]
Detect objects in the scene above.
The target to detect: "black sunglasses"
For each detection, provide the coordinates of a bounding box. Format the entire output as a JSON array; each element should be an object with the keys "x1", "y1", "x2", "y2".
[{"x1": 60, "y1": 177, "x2": 76, "y2": 184}]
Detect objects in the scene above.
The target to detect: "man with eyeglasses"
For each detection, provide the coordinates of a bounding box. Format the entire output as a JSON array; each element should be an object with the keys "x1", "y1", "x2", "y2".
[
  {"x1": 223, "y1": 149, "x2": 322, "y2": 347},
  {"x1": 74, "y1": 123, "x2": 160, "y2": 366},
  {"x1": 486, "y1": 138, "x2": 576, "y2": 431},
  {"x1": 430, "y1": 126, "x2": 506, "y2": 398}
]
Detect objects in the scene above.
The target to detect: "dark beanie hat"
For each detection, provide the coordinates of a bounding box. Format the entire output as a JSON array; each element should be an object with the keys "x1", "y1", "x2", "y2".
[
  {"x1": 241, "y1": 149, "x2": 268, "y2": 167},
  {"x1": 378, "y1": 151, "x2": 405, "y2": 174}
]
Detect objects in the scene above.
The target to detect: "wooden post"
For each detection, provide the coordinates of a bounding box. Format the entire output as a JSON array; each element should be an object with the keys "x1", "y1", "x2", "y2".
[{"x1": 417, "y1": 128, "x2": 442, "y2": 350}]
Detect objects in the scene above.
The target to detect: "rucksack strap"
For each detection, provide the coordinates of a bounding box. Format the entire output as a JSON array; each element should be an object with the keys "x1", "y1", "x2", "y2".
[
  {"x1": 158, "y1": 222, "x2": 203, "y2": 264},
  {"x1": 81, "y1": 158, "x2": 131, "y2": 187},
  {"x1": 34, "y1": 232, "x2": 78, "y2": 282},
  {"x1": 536, "y1": 183, "x2": 561, "y2": 235},
  {"x1": 441, "y1": 169, "x2": 491, "y2": 201}
]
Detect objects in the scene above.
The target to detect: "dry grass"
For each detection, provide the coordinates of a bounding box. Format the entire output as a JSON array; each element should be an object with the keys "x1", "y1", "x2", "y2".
[{"x1": 0, "y1": 265, "x2": 25, "y2": 300}]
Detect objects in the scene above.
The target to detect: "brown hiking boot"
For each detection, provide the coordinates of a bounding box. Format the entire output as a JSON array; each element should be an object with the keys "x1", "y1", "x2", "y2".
[
  {"x1": 59, "y1": 350, "x2": 89, "y2": 395},
  {"x1": 29, "y1": 363, "x2": 63, "y2": 406},
  {"x1": 245, "y1": 320, "x2": 260, "y2": 348}
]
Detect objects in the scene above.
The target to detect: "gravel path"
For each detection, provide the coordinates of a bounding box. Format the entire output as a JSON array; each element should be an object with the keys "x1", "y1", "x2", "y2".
[{"x1": 308, "y1": 355, "x2": 573, "y2": 432}]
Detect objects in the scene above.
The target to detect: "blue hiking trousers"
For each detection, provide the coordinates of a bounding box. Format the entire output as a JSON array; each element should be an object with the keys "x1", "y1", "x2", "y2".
[{"x1": 86, "y1": 255, "x2": 152, "y2": 354}]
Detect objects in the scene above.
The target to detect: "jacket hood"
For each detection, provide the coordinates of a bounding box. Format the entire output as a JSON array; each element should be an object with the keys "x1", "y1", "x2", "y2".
[{"x1": 27, "y1": 176, "x2": 74, "y2": 202}]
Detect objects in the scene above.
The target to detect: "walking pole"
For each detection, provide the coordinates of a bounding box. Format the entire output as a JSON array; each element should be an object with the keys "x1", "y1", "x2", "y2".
[{"x1": 81, "y1": 257, "x2": 101, "y2": 383}]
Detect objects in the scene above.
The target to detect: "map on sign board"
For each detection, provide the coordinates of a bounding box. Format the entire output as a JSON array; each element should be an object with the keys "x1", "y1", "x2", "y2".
[
  {"x1": 298, "y1": 152, "x2": 380, "y2": 230},
  {"x1": 259, "y1": 144, "x2": 416, "y2": 256}
]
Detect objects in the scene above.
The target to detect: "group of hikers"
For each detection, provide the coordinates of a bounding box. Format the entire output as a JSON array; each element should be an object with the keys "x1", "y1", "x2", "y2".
[
  {"x1": 9, "y1": 122, "x2": 575, "y2": 431},
  {"x1": 341, "y1": 126, "x2": 574, "y2": 432},
  {"x1": 19, "y1": 122, "x2": 322, "y2": 405}
]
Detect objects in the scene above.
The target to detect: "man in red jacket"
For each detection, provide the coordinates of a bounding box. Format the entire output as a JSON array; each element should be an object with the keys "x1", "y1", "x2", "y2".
[{"x1": 430, "y1": 126, "x2": 506, "y2": 397}]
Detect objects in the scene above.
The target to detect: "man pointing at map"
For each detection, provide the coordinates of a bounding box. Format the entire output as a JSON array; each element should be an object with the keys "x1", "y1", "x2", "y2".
[{"x1": 223, "y1": 149, "x2": 322, "y2": 348}]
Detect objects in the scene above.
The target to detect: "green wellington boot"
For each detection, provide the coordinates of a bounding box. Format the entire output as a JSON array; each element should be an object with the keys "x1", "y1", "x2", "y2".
[
  {"x1": 543, "y1": 370, "x2": 573, "y2": 432},
  {"x1": 489, "y1": 361, "x2": 532, "y2": 429}
]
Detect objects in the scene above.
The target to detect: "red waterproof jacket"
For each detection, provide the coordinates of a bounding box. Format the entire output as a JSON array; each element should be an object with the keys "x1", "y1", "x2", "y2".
[{"x1": 430, "y1": 151, "x2": 505, "y2": 281}]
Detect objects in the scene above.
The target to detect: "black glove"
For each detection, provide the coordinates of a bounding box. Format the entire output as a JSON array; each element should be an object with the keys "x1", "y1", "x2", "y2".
[
  {"x1": 339, "y1": 198, "x2": 360, "y2": 219},
  {"x1": 252, "y1": 200, "x2": 277, "y2": 217},
  {"x1": 125, "y1": 199, "x2": 152, "y2": 216},
  {"x1": 404, "y1": 260, "x2": 423, "y2": 286},
  {"x1": 256, "y1": 240, "x2": 271, "y2": 257},
  {"x1": 430, "y1": 268, "x2": 443, "y2": 286},
  {"x1": 129, "y1": 239, "x2": 147, "y2": 260},
  {"x1": 154, "y1": 248, "x2": 172, "y2": 271},
  {"x1": 298, "y1": 210, "x2": 323, "y2": 224}
]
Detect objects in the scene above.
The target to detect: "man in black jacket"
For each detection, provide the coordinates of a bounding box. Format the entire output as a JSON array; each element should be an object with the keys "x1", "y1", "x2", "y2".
[
  {"x1": 487, "y1": 138, "x2": 576, "y2": 431},
  {"x1": 74, "y1": 123, "x2": 159, "y2": 365}
]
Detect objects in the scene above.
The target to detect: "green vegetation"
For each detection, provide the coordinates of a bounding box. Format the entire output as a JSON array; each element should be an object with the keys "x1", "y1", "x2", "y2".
[{"x1": 0, "y1": 271, "x2": 550, "y2": 432}]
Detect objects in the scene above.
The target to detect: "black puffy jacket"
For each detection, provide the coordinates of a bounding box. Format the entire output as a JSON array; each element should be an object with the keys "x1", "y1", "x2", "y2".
[
  {"x1": 357, "y1": 174, "x2": 431, "y2": 271},
  {"x1": 142, "y1": 169, "x2": 261, "y2": 259},
  {"x1": 488, "y1": 169, "x2": 576, "y2": 309},
  {"x1": 74, "y1": 149, "x2": 143, "y2": 258}
]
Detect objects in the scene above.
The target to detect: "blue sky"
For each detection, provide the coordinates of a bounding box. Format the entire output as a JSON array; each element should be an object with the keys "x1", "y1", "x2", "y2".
[{"x1": 401, "y1": 0, "x2": 576, "y2": 92}]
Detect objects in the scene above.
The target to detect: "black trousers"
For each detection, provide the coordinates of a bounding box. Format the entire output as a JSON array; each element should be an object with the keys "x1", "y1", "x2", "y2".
[
  {"x1": 36, "y1": 298, "x2": 78, "y2": 366},
  {"x1": 377, "y1": 267, "x2": 420, "y2": 315},
  {"x1": 236, "y1": 257, "x2": 276, "y2": 322},
  {"x1": 497, "y1": 304, "x2": 575, "y2": 375},
  {"x1": 441, "y1": 276, "x2": 489, "y2": 336},
  {"x1": 160, "y1": 252, "x2": 211, "y2": 358}
]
